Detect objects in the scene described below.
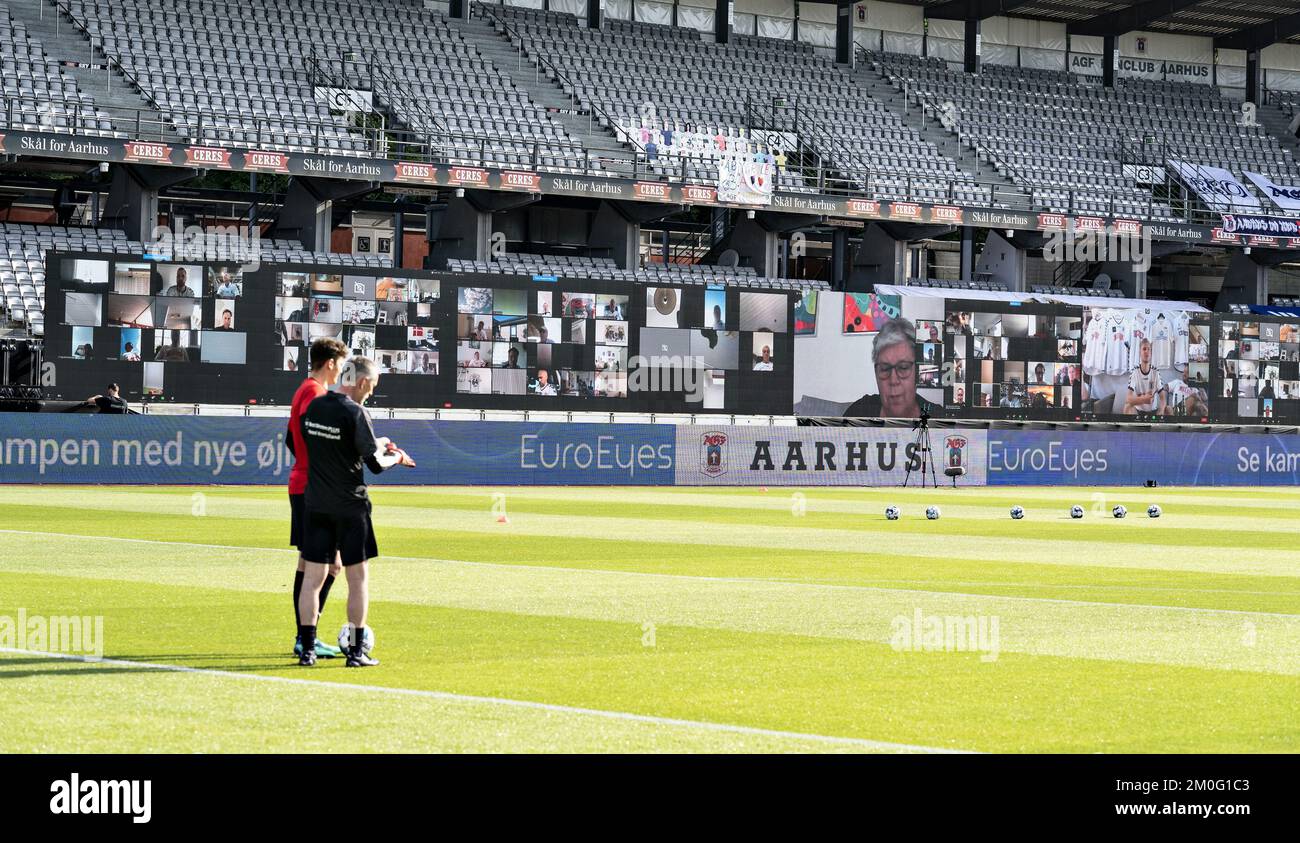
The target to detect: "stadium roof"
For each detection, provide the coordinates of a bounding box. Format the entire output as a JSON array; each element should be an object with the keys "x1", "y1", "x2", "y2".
[{"x1": 881, "y1": 0, "x2": 1300, "y2": 47}]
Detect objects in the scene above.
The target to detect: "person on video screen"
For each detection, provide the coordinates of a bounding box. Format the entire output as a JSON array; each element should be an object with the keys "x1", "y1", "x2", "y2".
[
  {"x1": 157, "y1": 330, "x2": 189, "y2": 362},
  {"x1": 160, "y1": 267, "x2": 195, "y2": 297},
  {"x1": 1124, "y1": 338, "x2": 1165, "y2": 415},
  {"x1": 214, "y1": 270, "x2": 240, "y2": 298},
  {"x1": 843, "y1": 317, "x2": 935, "y2": 419}
]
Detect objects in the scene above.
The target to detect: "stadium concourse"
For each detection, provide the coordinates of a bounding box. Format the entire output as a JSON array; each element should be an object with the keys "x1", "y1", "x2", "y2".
[{"x1": 1, "y1": 0, "x2": 1300, "y2": 787}]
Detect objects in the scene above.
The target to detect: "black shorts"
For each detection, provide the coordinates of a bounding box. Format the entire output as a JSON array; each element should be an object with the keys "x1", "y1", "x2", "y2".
[
  {"x1": 289, "y1": 493, "x2": 307, "y2": 551},
  {"x1": 301, "y1": 505, "x2": 377, "y2": 567}
]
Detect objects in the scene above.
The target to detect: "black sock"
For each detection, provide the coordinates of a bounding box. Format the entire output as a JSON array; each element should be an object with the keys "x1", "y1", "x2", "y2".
[
  {"x1": 292, "y1": 570, "x2": 304, "y2": 632},
  {"x1": 317, "y1": 574, "x2": 336, "y2": 620},
  {"x1": 299, "y1": 624, "x2": 317, "y2": 654}
]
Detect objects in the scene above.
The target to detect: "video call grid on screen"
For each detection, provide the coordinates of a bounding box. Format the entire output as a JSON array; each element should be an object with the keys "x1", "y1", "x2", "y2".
[
  {"x1": 942, "y1": 299, "x2": 1084, "y2": 420},
  {"x1": 448, "y1": 276, "x2": 794, "y2": 414},
  {"x1": 46, "y1": 253, "x2": 795, "y2": 414},
  {"x1": 1207, "y1": 316, "x2": 1300, "y2": 424},
  {"x1": 793, "y1": 291, "x2": 1279, "y2": 425}
]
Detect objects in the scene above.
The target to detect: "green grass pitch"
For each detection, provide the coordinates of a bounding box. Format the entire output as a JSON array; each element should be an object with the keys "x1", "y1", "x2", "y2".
[{"x1": 0, "y1": 484, "x2": 1297, "y2": 753}]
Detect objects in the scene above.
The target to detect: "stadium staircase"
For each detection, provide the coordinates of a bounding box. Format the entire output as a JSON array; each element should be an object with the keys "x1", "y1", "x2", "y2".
[
  {"x1": 854, "y1": 56, "x2": 1029, "y2": 209},
  {"x1": 1257, "y1": 102, "x2": 1300, "y2": 163},
  {"x1": 8, "y1": 0, "x2": 180, "y2": 141},
  {"x1": 451, "y1": 7, "x2": 638, "y2": 178}
]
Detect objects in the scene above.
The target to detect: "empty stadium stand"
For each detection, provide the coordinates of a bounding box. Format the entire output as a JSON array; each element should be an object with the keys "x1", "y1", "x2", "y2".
[
  {"x1": 52, "y1": 0, "x2": 603, "y2": 167},
  {"x1": 445, "y1": 250, "x2": 828, "y2": 290},
  {"x1": 0, "y1": 223, "x2": 390, "y2": 335},
  {"x1": 477, "y1": 4, "x2": 993, "y2": 204},
  {"x1": 867, "y1": 52, "x2": 1297, "y2": 222},
  {"x1": 0, "y1": 2, "x2": 121, "y2": 137},
  {"x1": 1030, "y1": 284, "x2": 1125, "y2": 298},
  {"x1": 908, "y1": 277, "x2": 1011, "y2": 293}
]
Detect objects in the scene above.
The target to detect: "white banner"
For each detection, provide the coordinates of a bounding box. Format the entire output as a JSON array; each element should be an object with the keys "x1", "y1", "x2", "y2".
[
  {"x1": 676, "y1": 426, "x2": 989, "y2": 487},
  {"x1": 1167, "y1": 160, "x2": 1262, "y2": 213},
  {"x1": 1123, "y1": 164, "x2": 1166, "y2": 185},
  {"x1": 1069, "y1": 51, "x2": 1104, "y2": 76},
  {"x1": 1244, "y1": 171, "x2": 1300, "y2": 212},
  {"x1": 718, "y1": 153, "x2": 775, "y2": 205},
  {"x1": 313, "y1": 87, "x2": 374, "y2": 114}
]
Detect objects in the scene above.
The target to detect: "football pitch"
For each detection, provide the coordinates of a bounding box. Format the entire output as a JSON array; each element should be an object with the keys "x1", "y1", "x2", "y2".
[{"x1": 0, "y1": 484, "x2": 1297, "y2": 754}]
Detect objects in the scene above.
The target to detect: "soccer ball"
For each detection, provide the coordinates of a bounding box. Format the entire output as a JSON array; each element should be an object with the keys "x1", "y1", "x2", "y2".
[
  {"x1": 1010, "y1": 505, "x2": 1024, "y2": 520},
  {"x1": 1112, "y1": 505, "x2": 1127, "y2": 519},
  {"x1": 1148, "y1": 504, "x2": 1162, "y2": 518},
  {"x1": 338, "y1": 623, "x2": 375, "y2": 655},
  {"x1": 925, "y1": 505, "x2": 941, "y2": 520},
  {"x1": 884, "y1": 505, "x2": 900, "y2": 521},
  {"x1": 1070, "y1": 505, "x2": 1085, "y2": 519}
]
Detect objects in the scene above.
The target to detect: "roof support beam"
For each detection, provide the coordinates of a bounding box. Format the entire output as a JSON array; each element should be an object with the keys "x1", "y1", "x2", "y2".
[
  {"x1": 924, "y1": 0, "x2": 1037, "y2": 22},
  {"x1": 1216, "y1": 12, "x2": 1300, "y2": 51},
  {"x1": 1068, "y1": 0, "x2": 1203, "y2": 37}
]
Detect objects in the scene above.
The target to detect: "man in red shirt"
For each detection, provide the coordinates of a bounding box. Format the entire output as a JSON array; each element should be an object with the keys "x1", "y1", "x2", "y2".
[{"x1": 286, "y1": 337, "x2": 349, "y2": 657}]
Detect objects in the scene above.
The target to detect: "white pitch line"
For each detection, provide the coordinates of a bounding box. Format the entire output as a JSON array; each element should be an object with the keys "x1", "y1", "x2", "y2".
[
  {"x1": 1, "y1": 528, "x2": 1295, "y2": 619},
  {"x1": 0, "y1": 647, "x2": 972, "y2": 754}
]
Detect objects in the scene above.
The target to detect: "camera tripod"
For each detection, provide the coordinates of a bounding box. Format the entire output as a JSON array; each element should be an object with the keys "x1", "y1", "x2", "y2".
[{"x1": 902, "y1": 413, "x2": 939, "y2": 488}]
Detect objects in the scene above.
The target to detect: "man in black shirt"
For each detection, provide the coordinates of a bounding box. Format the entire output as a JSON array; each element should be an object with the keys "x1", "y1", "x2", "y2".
[
  {"x1": 297, "y1": 357, "x2": 414, "y2": 667},
  {"x1": 86, "y1": 383, "x2": 128, "y2": 414}
]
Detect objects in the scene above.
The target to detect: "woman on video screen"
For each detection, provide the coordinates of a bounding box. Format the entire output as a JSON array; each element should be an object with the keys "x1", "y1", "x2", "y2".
[{"x1": 843, "y1": 317, "x2": 935, "y2": 419}]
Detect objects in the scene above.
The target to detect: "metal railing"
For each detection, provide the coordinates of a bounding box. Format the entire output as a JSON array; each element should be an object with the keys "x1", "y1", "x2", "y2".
[
  {"x1": 42, "y1": 0, "x2": 177, "y2": 137},
  {"x1": 479, "y1": 4, "x2": 648, "y2": 157},
  {"x1": 744, "y1": 93, "x2": 867, "y2": 193}
]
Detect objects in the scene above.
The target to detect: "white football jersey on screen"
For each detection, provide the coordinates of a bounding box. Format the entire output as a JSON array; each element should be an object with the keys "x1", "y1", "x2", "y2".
[
  {"x1": 1082, "y1": 310, "x2": 1108, "y2": 376},
  {"x1": 1106, "y1": 311, "x2": 1130, "y2": 376},
  {"x1": 1150, "y1": 313, "x2": 1175, "y2": 371},
  {"x1": 1173, "y1": 312, "x2": 1190, "y2": 371},
  {"x1": 1127, "y1": 309, "x2": 1152, "y2": 370}
]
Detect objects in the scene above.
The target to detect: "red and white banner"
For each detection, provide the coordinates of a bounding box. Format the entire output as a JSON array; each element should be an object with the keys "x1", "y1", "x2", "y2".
[
  {"x1": 499, "y1": 171, "x2": 541, "y2": 192},
  {"x1": 682, "y1": 184, "x2": 718, "y2": 204},
  {"x1": 393, "y1": 162, "x2": 437, "y2": 184},
  {"x1": 930, "y1": 205, "x2": 963, "y2": 224},
  {"x1": 183, "y1": 146, "x2": 233, "y2": 169},
  {"x1": 633, "y1": 181, "x2": 673, "y2": 202},
  {"x1": 889, "y1": 202, "x2": 922, "y2": 221},
  {"x1": 846, "y1": 198, "x2": 882, "y2": 217},
  {"x1": 445, "y1": 166, "x2": 488, "y2": 187},
  {"x1": 122, "y1": 141, "x2": 171, "y2": 163},
  {"x1": 244, "y1": 150, "x2": 290, "y2": 173}
]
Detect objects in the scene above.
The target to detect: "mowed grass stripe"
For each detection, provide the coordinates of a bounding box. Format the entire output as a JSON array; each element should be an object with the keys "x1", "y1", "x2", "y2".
[
  {"x1": 1, "y1": 576, "x2": 1296, "y2": 753},
  {"x1": 7, "y1": 487, "x2": 1300, "y2": 547},
  {"x1": 2, "y1": 537, "x2": 1297, "y2": 674},
  {"x1": 201, "y1": 488, "x2": 1300, "y2": 539},
  {"x1": 106, "y1": 484, "x2": 1300, "y2": 518},
  {"x1": 0, "y1": 496, "x2": 1294, "y2": 577},
  {"x1": 3, "y1": 507, "x2": 1299, "y2": 614},
  {"x1": 5, "y1": 525, "x2": 1299, "y2": 615}
]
